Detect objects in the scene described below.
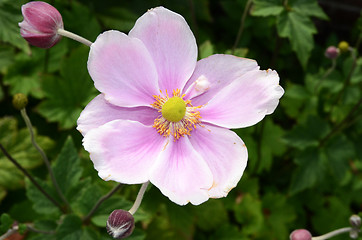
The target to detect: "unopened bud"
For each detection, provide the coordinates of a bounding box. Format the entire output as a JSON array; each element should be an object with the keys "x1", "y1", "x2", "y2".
[
  {"x1": 12, "y1": 93, "x2": 28, "y2": 110},
  {"x1": 19, "y1": 1, "x2": 64, "y2": 48},
  {"x1": 325, "y1": 46, "x2": 339, "y2": 59},
  {"x1": 338, "y1": 41, "x2": 350, "y2": 53},
  {"x1": 349, "y1": 214, "x2": 361, "y2": 228},
  {"x1": 106, "y1": 210, "x2": 135, "y2": 239},
  {"x1": 289, "y1": 229, "x2": 312, "y2": 240}
]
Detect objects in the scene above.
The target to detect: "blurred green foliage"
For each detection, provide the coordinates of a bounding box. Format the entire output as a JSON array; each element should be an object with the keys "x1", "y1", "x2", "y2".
[{"x1": 0, "y1": 0, "x2": 361, "y2": 239}]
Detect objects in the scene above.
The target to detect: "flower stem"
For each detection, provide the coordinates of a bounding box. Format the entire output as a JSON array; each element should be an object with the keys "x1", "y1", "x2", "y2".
[
  {"x1": 20, "y1": 109, "x2": 70, "y2": 212},
  {"x1": 0, "y1": 224, "x2": 54, "y2": 240},
  {"x1": 232, "y1": 0, "x2": 252, "y2": 54},
  {"x1": 0, "y1": 143, "x2": 64, "y2": 213},
  {"x1": 57, "y1": 29, "x2": 92, "y2": 47},
  {"x1": 312, "y1": 227, "x2": 352, "y2": 240},
  {"x1": 83, "y1": 183, "x2": 123, "y2": 224},
  {"x1": 128, "y1": 181, "x2": 149, "y2": 215}
]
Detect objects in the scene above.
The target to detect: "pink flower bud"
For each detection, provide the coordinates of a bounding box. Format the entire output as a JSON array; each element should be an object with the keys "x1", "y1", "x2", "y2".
[
  {"x1": 324, "y1": 46, "x2": 339, "y2": 59},
  {"x1": 289, "y1": 229, "x2": 312, "y2": 240},
  {"x1": 19, "y1": 1, "x2": 64, "y2": 48},
  {"x1": 106, "y1": 210, "x2": 135, "y2": 239}
]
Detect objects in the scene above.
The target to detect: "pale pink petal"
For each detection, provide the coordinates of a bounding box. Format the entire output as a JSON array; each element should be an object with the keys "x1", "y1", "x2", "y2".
[
  {"x1": 129, "y1": 7, "x2": 197, "y2": 92},
  {"x1": 184, "y1": 54, "x2": 259, "y2": 105},
  {"x1": 88, "y1": 30, "x2": 160, "y2": 107},
  {"x1": 189, "y1": 125, "x2": 247, "y2": 198},
  {"x1": 199, "y1": 69, "x2": 284, "y2": 128},
  {"x1": 150, "y1": 137, "x2": 213, "y2": 205},
  {"x1": 77, "y1": 94, "x2": 159, "y2": 136},
  {"x1": 83, "y1": 120, "x2": 167, "y2": 183}
]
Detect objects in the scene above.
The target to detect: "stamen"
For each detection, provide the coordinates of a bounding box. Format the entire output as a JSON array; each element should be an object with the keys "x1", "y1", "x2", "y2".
[{"x1": 151, "y1": 89, "x2": 203, "y2": 140}]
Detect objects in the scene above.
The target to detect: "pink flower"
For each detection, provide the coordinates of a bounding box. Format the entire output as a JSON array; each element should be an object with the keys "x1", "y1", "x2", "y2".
[
  {"x1": 77, "y1": 7, "x2": 284, "y2": 205},
  {"x1": 19, "y1": 1, "x2": 63, "y2": 48},
  {"x1": 289, "y1": 229, "x2": 312, "y2": 240}
]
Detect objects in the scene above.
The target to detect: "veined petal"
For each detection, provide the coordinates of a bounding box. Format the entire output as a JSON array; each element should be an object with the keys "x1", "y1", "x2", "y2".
[
  {"x1": 83, "y1": 120, "x2": 166, "y2": 184},
  {"x1": 189, "y1": 125, "x2": 247, "y2": 198},
  {"x1": 88, "y1": 30, "x2": 160, "y2": 107},
  {"x1": 150, "y1": 137, "x2": 213, "y2": 205},
  {"x1": 77, "y1": 94, "x2": 159, "y2": 136},
  {"x1": 184, "y1": 54, "x2": 259, "y2": 105},
  {"x1": 199, "y1": 69, "x2": 284, "y2": 128},
  {"x1": 129, "y1": 7, "x2": 197, "y2": 92}
]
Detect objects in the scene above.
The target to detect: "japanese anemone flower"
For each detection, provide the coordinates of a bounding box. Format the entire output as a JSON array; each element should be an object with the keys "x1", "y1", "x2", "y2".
[{"x1": 77, "y1": 7, "x2": 284, "y2": 205}]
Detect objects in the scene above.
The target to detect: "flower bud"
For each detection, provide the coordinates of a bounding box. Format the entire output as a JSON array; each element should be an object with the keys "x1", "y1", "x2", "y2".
[
  {"x1": 349, "y1": 214, "x2": 361, "y2": 228},
  {"x1": 19, "y1": 1, "x2": 64, "y2": 48},
  {"x1": 106, "y1": 210, "x2": 135, "y2": 239},
  {"x1": 289, "y1": 229, "x2": 312, "y2": 240},
  {"x1": 12, "y1": 93, "x2": 28, "y2": 110},
  {"x1": 325, "y1": 46, "x2": 339, "y2": 59},
  {"x1": 338, "y1": 41, "x2": 350, "y2": 53}
]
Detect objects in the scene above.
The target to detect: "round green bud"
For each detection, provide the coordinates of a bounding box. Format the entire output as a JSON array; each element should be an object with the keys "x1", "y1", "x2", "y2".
[
  {"x1": 12, "y1": 93, "x2": 28, "y2": 110},
  {"x1": 161, "y1": 97, "x2": 186, "y2": 122}
]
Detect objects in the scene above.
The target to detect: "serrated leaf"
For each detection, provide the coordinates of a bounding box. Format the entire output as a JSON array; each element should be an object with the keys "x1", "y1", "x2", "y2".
[
  {"x1": 80, "y1": 227, "x2": 99, "y2": 240},
  {"x1": 291, "y1": 0, "x2": 329, "y2": 20},
  {"x1": 0, "y1": 213, "x2": 13, "y2": 235},
  {"x1": 0, "y1": 1, "x2": 30, "y2": 53},
  {"x1": 56, "y1": 215, "x2": 82, "y2": 240},
  {"x1": 52, "y1": 137, "x2": 82, "y2": 196},
  {"x1": 38, "y1": 47, "x2": 97, "y2": 129},
  {"x1": 195, "y1": 200, "x2": 227, "y2": 231},
  {"x1": 277, "y1": 10, "x2": 316, "y2": 67},
  {"x1": 290, "y1": 147, "x2": 326, "y2": 194},
  {"x1": 0, "y1": 117, "x2": 54, "y2": 189},
  {"x1": 326, "y1": 135, "x2": 355, "y2": 182},
  {"x1": 0, "y1": 46, "x2": 14, "y2": 73},
  {"x1": 283, "y1": 115, "x2": 330, "y2": 149},
  {"x1": 251, "y1": 0, "x2": 284, "y2": 17},
  {"x1": 25, "y1": 177, "x2": 60, "y2": 215}
]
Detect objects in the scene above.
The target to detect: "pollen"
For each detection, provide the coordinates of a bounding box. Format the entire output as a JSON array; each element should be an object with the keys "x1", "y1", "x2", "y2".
[{"x1": 151, "y1": 89, "x2": 202, "y2": 140}]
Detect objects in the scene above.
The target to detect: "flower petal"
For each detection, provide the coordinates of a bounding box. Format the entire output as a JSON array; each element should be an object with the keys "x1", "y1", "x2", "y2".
[
  {"x1": 77, "y1": 94, "x2": 159, "y2": 136},
  {"x1": 150, "y1": 137, "x2": 213, "y2": 205},
  {"x1": 88, "y1": 30, "x2": 160, "y2": 107},
  {"x1": 83, "y1": 120, "x2": 167, "y2": 184},
  {"x1": 184, "y1": 54, "x2": 259, "y2": 105},
  {"x1": 199, "y1": 69, "x2": 284, "y2": 128},
  {"x1": 189, "y1": 125, "x2": 247, "y2": 198},
  {"x1": 129, "y1": 7, "x2": 197, "y2": 92}
]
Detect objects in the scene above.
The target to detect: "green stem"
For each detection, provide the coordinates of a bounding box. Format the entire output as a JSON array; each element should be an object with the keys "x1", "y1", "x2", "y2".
[
  {"x1": 83, "y1": 183, "x2": 123, "y2": 223},
  {"x1": 20, "y1": 108, "x2": 71, "y2": 212},
  {"x1": 129, "y1": 181, "x2": 149, "y2": 215},
  {"x1": 0, "y1": 143, "x2": 64, "y2": 213},
  {"x1": 232, "y1": 0, "x2": 252, "y2": 54}
]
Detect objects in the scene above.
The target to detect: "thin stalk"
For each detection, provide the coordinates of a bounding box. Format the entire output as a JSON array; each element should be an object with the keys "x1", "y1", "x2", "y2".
[
  {"x1": 57, "y1": 29, "x2": 92, "y2": 47},
  {"x1": 0, "y1": 143, "x2": 64, "y2": 213},
  {"x1": 232, "y1": 0, "x2": 252, "y2": 54},
  {"x1": 0, "y1": 224, "x2": 54, "y2": 240},
  {"x1": 83, "y1": 183, "x2": 123, "y2": 223},
  {"x1": 129, "y1": 182, "x2": 149, "y2": 215},
  {"x1": 20, "y1": 108, "x2": 71, "y2": 212},
  {"x1": 312, "y1": 227, "x2": 352, "y2": 240}
]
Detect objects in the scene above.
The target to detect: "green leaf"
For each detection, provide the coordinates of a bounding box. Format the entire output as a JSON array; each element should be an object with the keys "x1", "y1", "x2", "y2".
[
  {"x1": 291, "y1": 0, "x2": 329, "y2": 20},
  {"x1": 326, "y1": 135, "x2": 355, "y2": 182},
  {"x1": 199, "y1": 40, "x2": 214, "y2": 59},
  {"x1": 0, "y1": 213, "x2": 14, "y2": 235},
  {"x1": 0, "y1": 1, "x2": 30, "y2": 53},
  {"x1": 277, "y1": 10, "x2": 316, "y2": 67},
  {"x1": 0, "y1": 45, "x2": 14, "y2": 73},
  {"x1": 52, "y1": 137, "x2": 82, "y2": 196},
  {"x1": 25, "y1": 177, "x2": 60, "y2": 215},
  {"x1": 56, "y1": 215, "x2": 82, "y2": 240},
  {"x1": 251, "y1": 0, "x2": 284, "y2": 17},
  {"x1": 80, "y1": 227, "x2": 99, "y2": 240},
  {"x1": 38, "y1": 47, "x2": 97, "y2": 129},
  {"x1": 290, "y1": 147, "x2": 326, "y2": 194},
  {"x1": 0, "y1": 117, "x2": 54, "y2": 189}
]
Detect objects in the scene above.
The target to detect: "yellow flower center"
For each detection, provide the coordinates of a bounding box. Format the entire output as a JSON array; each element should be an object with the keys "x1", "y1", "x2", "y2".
[
  {"x1": 151, "y1": 89, "x2": 202, "y2": 140},
  {"x1": 161, "y1": 97, "x2": 186, "y2": 122}
]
